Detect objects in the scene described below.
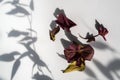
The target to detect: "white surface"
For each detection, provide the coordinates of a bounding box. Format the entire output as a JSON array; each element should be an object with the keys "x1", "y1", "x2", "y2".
[{"x1": 0, "y1": 0, "x2": 120, "y2": 80}]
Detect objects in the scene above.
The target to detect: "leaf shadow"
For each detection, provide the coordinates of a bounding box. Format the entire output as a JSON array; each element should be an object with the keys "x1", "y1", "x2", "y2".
[
  {"x1": 11, "y1": 59, "x2": 20, "y2": 80},
  {"x1": 57, "y1": 53, "x2": 65, "y2": 60},
  {"x1": 7, "y1": 5, "x2": 30, "y2": 16},
  {"x1": 107, "y1": 59, "x2": 120, "y2": 79},
  {"x1": 5, "y1": 0, "x2": 35, "y2": 16},
  {"x1": 0, "y1": 77, "x2": 4, "y2": 80},
  {"x1": 50, "y1": 20, "x2": 57, "y2": 30},
  {"x1": 32, "y1": 72, "x2": 53, "y2": 80},
  {"x1": 30, "y1": 0, "x2": 34, "y2": 10},
  {"x1": 8, "y1": 29, "x2": 29, "y2": 37},
  {"x1": 20, "y1": 40, "x2": 52, "y2": 74},
  {"x1": 93, "y1": 59, "x2": 114, "y2": 80},
  {"x1": 0, "y1": 51, "x2": 20, "y2": 62},
  {"x1": 85, "y1": 66, "x2": 97, "y2": 79},
  {"x1": 0, "y1": 0, "x2": 3, "y2": 3},
  {"x1": 7, "y1": 29, "x2": 53, "y2": 80}
]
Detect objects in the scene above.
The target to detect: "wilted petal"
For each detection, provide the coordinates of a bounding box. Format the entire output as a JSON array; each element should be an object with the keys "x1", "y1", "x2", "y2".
[
  {"x1": 64, "y1": 48, "x2": 76, "y2": 63},
  {"x1": 64, "y1": 43, "x2": 83, "y2": 63},
  {"x1": 86, "y1": 33, "x2": 95, "y2": 42},
  {"x1": 49, "y1": 26, "x2": 60, "y2": 41},
  {"x1": 55, "y1": 13, "x2": 76, "y2": 32},
  {"x1": 79, "y1": 33, "x2": 95, "y2": 42},
  {"x1": 81, "y1": 45, "x2": 94, "y2": 61},
  {"x1": 62, "y1": 61, "x2": 85, "y2": 73},
  {"x1": 95, "y1": 20, "x2": 108, "y2": 41},
  {"x1": 76, "y1": 57, "x2": 85, "y2": 66}
]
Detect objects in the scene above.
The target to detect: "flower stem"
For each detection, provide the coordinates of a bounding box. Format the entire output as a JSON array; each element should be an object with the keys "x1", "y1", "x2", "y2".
[
  {"x1": 78, "y1": 33, "x2": 87, "y2": 39},
  {"x1": 94, "y1": 34, "x2": 99, "y2": 37},
  {"x1": 78, "y1": 33, "x2": 99, "y2": 39}
]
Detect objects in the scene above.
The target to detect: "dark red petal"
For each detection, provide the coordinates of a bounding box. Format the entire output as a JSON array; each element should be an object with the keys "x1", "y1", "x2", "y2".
[
  {"x1": 64, "y1": 49, "x2": 76, "y2": 63},
  {"x1": 95, "y1": 20, "x2": 108, "y2": 41},
  {"x1": 76, "y1": 58, "x2": 85, "y2": 66},
  {"x1": 55, "y1": 13, "x2": 76, "y2": 32},
  {"x1": 55, "y1": 14, "x2": 65, "y2": 29},
  {"x1": 67, "y1": 18, "x2": 76, "y2": 28},
  {"x1": 81, "y1": 45, "x2": 94, "y2": 61}
]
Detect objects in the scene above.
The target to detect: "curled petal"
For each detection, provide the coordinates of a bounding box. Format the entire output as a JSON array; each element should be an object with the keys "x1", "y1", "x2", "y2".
[
  {"x1": 76, "y1": 58, "x2": 85, "y2": 66},
  {"x1": 62, "y1": 61, "x2": 85, "y2": 73},
  {"x1": 64, "y1": 43, "x2": 83, "y2": 63},
  {"x1": 64, "y1": 49, "x2": 76, "y2": 63},
  {"x1": 81, "y1": 45, "x2": 94, "y2": 61},
  {"x1": 49, "y1": 26, "x2": 60, "y2": 41},
  {"x1": 95, "y1": 20, "x2": 108, "y2": 41},
  {"x1": 55, "y1": 13, "x2": 76, "y2": 32}
]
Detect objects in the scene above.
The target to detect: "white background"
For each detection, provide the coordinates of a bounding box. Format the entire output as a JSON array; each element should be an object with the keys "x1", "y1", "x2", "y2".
[{"x1": 0, "y1": 0, "x2": 120, "y2": 80}]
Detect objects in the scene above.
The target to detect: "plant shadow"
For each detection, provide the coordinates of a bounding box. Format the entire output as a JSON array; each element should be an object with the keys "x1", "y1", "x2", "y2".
[
  {"x1": 107, "y1": 59, "x2": 120, "y2": 79},
  {"x1": 5, "y1": 0, "x2": 34, "y2": 17},
  {"x1": 0, "y1": 29, "x2": 53, "y2": 80},
  {"x1": 93, "y1": 59, "x2": 114, "y2": 80},
  {"x1": 32, "y1": 72, "x2": 53, "y2": 80},
  {"x1": 90, "y1": 41, "x2": 116, "y2": 52}
]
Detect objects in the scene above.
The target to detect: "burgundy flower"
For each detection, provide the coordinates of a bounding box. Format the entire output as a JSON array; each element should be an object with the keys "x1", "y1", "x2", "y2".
[
  {"x1": 95, "y1": 20, "x2": 108, "y2": 41},
  {"x1": 64, "y1": 42, "x2": 94, "y2": 66},
  {"x1": 49, "y1": 26, "x2": 60, "y2": 41},
  {"x1": 55, "y1": 13, "x2": 76, "y2": 32}
]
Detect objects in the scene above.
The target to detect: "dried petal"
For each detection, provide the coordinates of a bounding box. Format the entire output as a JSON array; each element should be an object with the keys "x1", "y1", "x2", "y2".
[
  {"x1": 64, "y1": 48, "x2": 76, "y2": 63},
  {"x1": 64, "y1": 42, "x2": 94, "y2": 65},
  {"x1": 81, "y1": 44, "x2": 94, "y2": 61},
  {"x1": 55, "y1": 13, "x2": 76, "y2": 32},
  {"x1": 86, "y1": 33, "x2": 95, "y2": 42},
  {"x1": 49, "y1": 26, "x2": 60, "y2": 41},
  {"x1": 95, "y1": 20, "x2": 108, "y2": 41},
  {"x1": 79, "y1": 33, "x2": 95, "y2": 42},
  {"x1": 62, "y1": 61, "x2": 85, "y2": 73},
  {"x1": 64, "y1": 43, "x2": 83, "y2": 63}
]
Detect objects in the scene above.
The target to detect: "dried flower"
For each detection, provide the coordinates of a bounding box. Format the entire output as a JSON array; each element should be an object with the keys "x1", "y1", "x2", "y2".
[
  {"x1": 95, "y1": 20, "x2": 108, "y2": 41},
  {"x1": 49, "y1": 26, "x2": 60, "y2": 41},
  {"x1": 55, "y1": 13, "x2": 76, "y2": 32},
  {"x1": 78, "y1": 33, "x2": 96, "y2": 42},
  {"x1": 63, "y1": 42, "x2": 94, "y2": 73}
]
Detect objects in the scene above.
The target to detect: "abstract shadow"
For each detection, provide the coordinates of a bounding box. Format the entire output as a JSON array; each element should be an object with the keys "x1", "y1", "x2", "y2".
[
  {"x1": 50, "y1": 20, "x2": 57, "y2": 30},
  {"x1": 107, "y1": 59, "x2": 120, "y2": 79},
  {"x1": 90, "y1": 41, "x2": 116, "y2": 52},
  {"x1": 93, "y1": 59, "x2": 114, "y2": 80},
  {"x1": 85, "y1": 66, "x2": 97, "y2": 79},
  {"x1": 60, "y1": 38, "x2": 72, "y2": 49},
  {"x1": 64, "y1": 31, "x2": 83, "y2": 44}
]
